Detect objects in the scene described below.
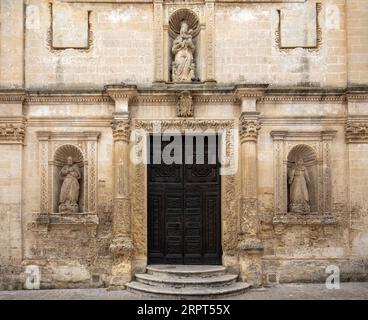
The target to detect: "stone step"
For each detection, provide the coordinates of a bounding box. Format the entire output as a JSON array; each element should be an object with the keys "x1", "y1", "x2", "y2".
[
  {"x1": 135, "y1": 273, "x2": 238, "y2": 287},
  {"x1": 146, "y1": 265, "x2": 227, "y2": 278},
  {"x1": 126, "y1": 281, "x2": 251, "y2": 299}
]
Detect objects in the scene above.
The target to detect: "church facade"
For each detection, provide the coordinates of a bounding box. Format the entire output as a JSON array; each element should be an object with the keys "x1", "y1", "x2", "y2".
[{"x1": 0, "y1": 0, "x2": 367, "y2": 290}]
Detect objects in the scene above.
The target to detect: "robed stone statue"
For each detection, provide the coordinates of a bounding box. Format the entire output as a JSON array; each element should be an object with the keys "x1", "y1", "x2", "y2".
[
  {"x1": 172, "y1": 20, "x2": 195, "y2": 82},
  {"x1": 59, "y1": 156, "x2": 81, "y2": 213},
  {"x1": 288, "y1": 158, "x2": 310, "y2": 213}
]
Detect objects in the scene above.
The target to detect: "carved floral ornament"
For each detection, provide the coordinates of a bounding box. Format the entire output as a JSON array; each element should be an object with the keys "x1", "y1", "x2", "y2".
[
  {"x1": 176, "y1": 91, "x2": 193, "y2": 117},
  {"x1": 111, "y1": 118, "x2": 131, "y2": 142},
  {"x1": 0, "y1": 122, "x2": 26, "y2": 142},
  {"x1": 346, "y1": 121, "x2": 368, "y2": 143},
  {"x1": 239, "y1": 114, "x2": 261, "y2": 143}
]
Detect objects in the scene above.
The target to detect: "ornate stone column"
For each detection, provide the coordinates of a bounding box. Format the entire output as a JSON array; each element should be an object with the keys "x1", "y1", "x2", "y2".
[
  {"x1": 105, "y1": 84, "x2": 137, "y2": 289},
  {"x1": 0, "y1": 90, "x2": 26, "y2": 271},
  {"x1": 204, "y1": 0, "x2": 216, "y2": 83},
  {"x1": 235, "y1": 86, "x2": 266, "y2": 287}
]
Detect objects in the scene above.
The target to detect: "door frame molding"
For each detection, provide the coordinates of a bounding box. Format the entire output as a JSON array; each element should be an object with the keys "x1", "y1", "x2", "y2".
[{"x1": 130, "y1": 119, "x2": 239, "y2": 272}]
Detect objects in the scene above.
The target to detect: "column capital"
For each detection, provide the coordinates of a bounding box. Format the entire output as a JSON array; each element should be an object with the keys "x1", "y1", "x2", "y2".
[
  {"x1": 105, "y1": 84, "x2": 137, "y2": 113},
  {"x1": 239, "y1": 112, "x2": 261, "y2": 143},
  {"x1": 111, "y1": 113, "x2": 131, "y2": 142}
]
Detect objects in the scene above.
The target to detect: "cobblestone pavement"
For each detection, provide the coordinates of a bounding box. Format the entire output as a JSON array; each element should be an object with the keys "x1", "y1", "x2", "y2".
[{"x1": 0, "y1": 283, "x2": 368, "y2": 300}]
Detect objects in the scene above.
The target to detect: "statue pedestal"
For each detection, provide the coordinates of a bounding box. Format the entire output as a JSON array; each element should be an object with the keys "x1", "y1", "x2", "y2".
[{"x1": 238, "y1": 238, "x2": 264, "y2": 287}]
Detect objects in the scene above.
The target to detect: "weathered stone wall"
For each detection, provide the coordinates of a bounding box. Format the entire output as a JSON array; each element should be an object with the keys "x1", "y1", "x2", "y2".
[
  {"x1": 19, "y1": 0, "x2": 367, "y2": 89},
  {"x1": 0, "y1": 0, "x2": 24, "y2": 88},
  {"x1": 347, "y1": 0, "x2": 368, "y2": 86},
  {"x1": 257, "y1": 100, "x2": 352, "y2": 283},
  {"x1": 18, "y1": 101, "x2": 115, "y2": 288},
  {"x1": 0, "y1": 0, "x2": 367, "y2": 290},
  {"x1": 215, "y1": 0, "x2": 347, "y2": 87},
  {"x1": 25, "y1": 0, "x2": 154, "y2": 89}
]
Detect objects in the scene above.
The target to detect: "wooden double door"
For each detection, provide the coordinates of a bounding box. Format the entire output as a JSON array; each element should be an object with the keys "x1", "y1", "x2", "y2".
[{"x1": 147, "y1": 135, "x2": 222, "y2": 265}]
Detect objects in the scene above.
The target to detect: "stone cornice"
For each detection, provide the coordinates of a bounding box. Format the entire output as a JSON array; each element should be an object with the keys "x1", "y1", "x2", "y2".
[
  {"x1": 26, "y1": 92, "x2": 113, "y2": 105},
  {"x1": 261, "y1": 87, "x2": 347, "y2": 103},
  {"x1": 270, "y1": 130, "x2": 337, "y2": 141},
  {"x1": 0, "y1": 86, "x2": 367, "y2": 105},
  {"x1": 35, "y1": 131, "x2": 101, "y2": 141},
  {"x1": 261, "y1": 116, "x2": 346, "y2": 126},
  {"x1": 0, "y1": 90, "x2": 26, "y2": 104},
  {"x1": 234, "y1": 84, "x2": 269, "y2": 101},
  {"x1": 105, "y1": 84, "x2": 138, "y2": 102},
  {"x1": 61, "y1": 0, "x2": 305, "y2": 3},
  {"x1": 346, "y1": 88, "x2": 368, "y2": 102}
]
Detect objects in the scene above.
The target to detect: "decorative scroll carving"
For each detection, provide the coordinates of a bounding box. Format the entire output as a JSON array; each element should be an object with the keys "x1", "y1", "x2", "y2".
[
  {"x1": 135, "y1": 119, "x2": 234, "y2": 132},
  {"x1": 239, "y1": 198, "x2": 258, "y2": 237},
  {"x1": 113, "y1": 198, "x2": 132, "y2": 237},
  {"x1": 154, "y1": 0, "x2": 164, "y2": 82},
  {"x1": 0, "y1": 122, "x2": 26, "y2": 142},
  {"x1": 177, "y1": 91, "x2": 193, "y2": 117},
  {"x1": 205, "y1": 0, "x2": 215, "y2": 81},
  {"x1": 88, "y1": 142, "x2": 97, "y2": 212},
  {"x1": 111, "y1": 118, "x2": 131, "y2": 142},
  {"x1": 39, "y1": 140, "x2": 49, "y2": 213},
  {"x1": 239, "y1": 114, "x2": 261, "y2": 143},
  {"x1": 346, "y1": 121, "x2": 368, "y2": 143}
]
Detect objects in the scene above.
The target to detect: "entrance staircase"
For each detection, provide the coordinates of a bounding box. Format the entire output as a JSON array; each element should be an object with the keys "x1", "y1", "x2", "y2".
[{"x1": 126, "y1": 265, "x2": 250, "y2": 299}]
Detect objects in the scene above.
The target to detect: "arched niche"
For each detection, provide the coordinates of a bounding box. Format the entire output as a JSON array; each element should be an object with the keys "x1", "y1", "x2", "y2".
[
  {"x1": 168, "y1": 8, "x2": 201, "y2": 82},
  {"x1": 287, "y1": 144, "x2": 318, "y2": 213},
  {"x1": 53, "y1": 144, "x2": 85, "y2": 213}
]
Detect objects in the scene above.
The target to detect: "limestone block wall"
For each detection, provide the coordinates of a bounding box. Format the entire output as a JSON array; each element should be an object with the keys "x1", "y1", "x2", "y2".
[
  {"x1": 346, "y1": 0, "x2": 368, "y2": 86},
  {"x1": 0, "y1": 0, "x2": 24, "y2": 88},
  {"x1": 0, "y1": 0, "x2": 367, "y2": 289},
  {"x1": 7, "y1": 0, "x2": 365, "y2": 89},
  {"x1": 19, "y1": 99, "x2": 116, "y2": 288},
  {"x1": 0, "y1": 99, "x2": 25, "y2": 290},
  {"x1": 25, "y1": 0, "x2": 154, "y2": 90},
  {"x1": 348, "y1": 142, "x2": 368, "y2": 279},
  {"x1": 346, "y1": 98, "x2": 368, "y2": 280},
  {"x1": 257, "y1": 99, "x2": 353, "y2": 283},
  {"x1": 215, "y1": 0, "x2": 347, "y2": 87}
]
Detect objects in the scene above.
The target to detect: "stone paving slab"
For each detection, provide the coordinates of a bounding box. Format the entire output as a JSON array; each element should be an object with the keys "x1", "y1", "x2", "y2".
[{"x1": 0, "y1": 283, "x2": 368, "y2": 300}]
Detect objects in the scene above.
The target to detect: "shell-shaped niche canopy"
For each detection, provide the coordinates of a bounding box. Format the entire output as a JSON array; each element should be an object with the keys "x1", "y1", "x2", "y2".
[
  {"x1": 169, "y1": 8, "x2": 200, "y2": 39},
  {"x1": 54, "y1": 144, "x2": 84, "y2": 167},
  {"x1": 287, "y1": 144, "x2": 317, "y2": 167}
]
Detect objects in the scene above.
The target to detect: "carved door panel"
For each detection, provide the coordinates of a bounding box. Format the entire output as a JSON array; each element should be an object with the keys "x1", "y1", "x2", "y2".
[{"x1": 148, "y1": 135, "x2": 221, "y2": 265}]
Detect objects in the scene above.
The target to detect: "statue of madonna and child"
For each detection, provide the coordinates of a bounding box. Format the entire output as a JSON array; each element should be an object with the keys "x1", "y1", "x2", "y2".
[{"x1": 172, "y1": 20, "x2": 196, "y2": 82}]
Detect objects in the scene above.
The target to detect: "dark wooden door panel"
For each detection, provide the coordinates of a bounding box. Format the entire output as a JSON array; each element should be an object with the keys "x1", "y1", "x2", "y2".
[{"x1": 148, "y1": 135, "x2": 221, "y2": 265}]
